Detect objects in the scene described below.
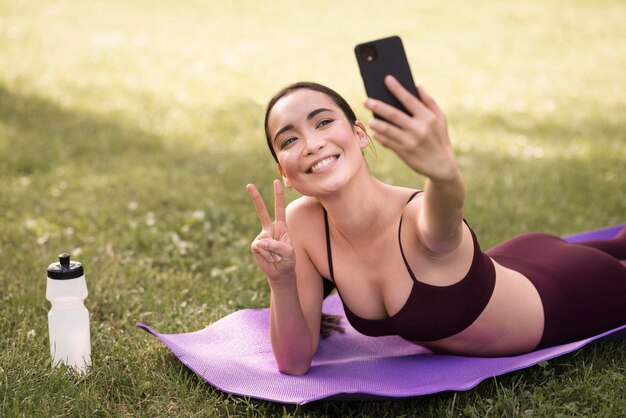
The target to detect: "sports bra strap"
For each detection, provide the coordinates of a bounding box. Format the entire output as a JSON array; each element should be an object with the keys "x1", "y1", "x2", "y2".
[
  {"x1": 406, "y1": 190, "x2": 423, "y2": 204},
  {"x1": 323, "y1": 208, "x2": 335, "y2": 281},
  {"x1": 324, "y1": 190, "x2": 422, "y2": 283},
  {"x1": 398, "y1": 191, "x2": 423, "y2": 282}
]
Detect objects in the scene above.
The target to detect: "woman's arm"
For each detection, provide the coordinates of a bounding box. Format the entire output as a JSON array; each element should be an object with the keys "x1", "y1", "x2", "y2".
[
  {"x1": 420, "y1": 174, "x2": 465, "y2": 254},
  {"x1": 267, "y1": 269, "x2": 320, "y2": 375},
  {"x1": 364, "y1": 76, "x2": 465, "y2": 255},
  {"x1": 246, "y1": 181, "x2": 322, "y2": 375},
  {"x1": 270, "y1": 245, "x2": 324, "y2": 375}
]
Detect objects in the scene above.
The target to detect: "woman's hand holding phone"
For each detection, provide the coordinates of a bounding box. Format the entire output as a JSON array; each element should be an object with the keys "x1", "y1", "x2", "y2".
[
  {"x1": 246, "y1": 180, "x2": 296, "y2": 286},
  {"x1": 364, "y1": 76, "x2": 460, "y2": 184}
]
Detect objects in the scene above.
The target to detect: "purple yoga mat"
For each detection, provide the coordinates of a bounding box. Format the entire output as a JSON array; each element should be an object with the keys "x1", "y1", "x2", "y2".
[{"x1": 137, "y1": 224, "x2": 626, "y2": 404}]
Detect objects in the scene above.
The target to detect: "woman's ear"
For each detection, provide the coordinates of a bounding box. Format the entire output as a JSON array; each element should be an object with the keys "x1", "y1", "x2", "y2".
[
  {"x1": 354, "y1": 121, "x2": 369, "y2": 149},
  {"x1": 276, "y1": 164, "x2": 291, "y2": 188}
]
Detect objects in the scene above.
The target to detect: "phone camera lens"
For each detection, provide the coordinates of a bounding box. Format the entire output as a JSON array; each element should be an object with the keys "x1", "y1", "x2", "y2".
[{"x1": 360, "y1": 44, "x2": 378, "y2": 63}]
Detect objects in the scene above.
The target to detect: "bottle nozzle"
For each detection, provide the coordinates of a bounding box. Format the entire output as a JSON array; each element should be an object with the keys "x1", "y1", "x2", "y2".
[
  {"x1": 59, "y1": 253, "x2": 71, "y2": 268},
  {"x1": 48, "y1": 252, "x2": 83, "y2": 280}
]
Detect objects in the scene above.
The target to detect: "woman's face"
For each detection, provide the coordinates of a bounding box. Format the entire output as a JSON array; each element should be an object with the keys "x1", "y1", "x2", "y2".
[{"x1": 267, "y1": 89, "x2": 369, "y2": 196}]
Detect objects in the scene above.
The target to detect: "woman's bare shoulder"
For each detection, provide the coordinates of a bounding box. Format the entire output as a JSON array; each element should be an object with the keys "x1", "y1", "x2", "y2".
[
  {"x1": 285, "y1": 196, "x2": 324, "y2": 231},
  {"x1": 286, "y1": 195, "x2": 322, "y2": 214},
  {"x1": 285, "y1": 196, "x2": 327, "y2": 272},
  {"x1": 391, "y1": 185, "x2": 424, "y2": 212}
]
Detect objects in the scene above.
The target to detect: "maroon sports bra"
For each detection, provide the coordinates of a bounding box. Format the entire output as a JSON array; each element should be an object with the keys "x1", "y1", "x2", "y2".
[{"x1": 322, "y1": 191, "x2": 496, "y2": 341}]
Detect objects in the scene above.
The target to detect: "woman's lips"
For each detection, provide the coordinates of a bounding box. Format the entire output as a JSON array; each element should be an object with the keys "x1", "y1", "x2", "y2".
[{"x1": 307, "y1": 155, "x2": 339, "y2": 173}]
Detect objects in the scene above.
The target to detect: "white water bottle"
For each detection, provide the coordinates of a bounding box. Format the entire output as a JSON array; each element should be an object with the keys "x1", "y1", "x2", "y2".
[{"x1": 46, "y1": 253, "x2": 91, "y2": 373}]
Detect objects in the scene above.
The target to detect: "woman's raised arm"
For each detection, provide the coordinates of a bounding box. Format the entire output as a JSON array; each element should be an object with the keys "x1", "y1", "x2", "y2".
[
  {"x1": 363, "y1": 76, "x2": 465, "y2": 255},
  {"x1": 246, "y1": 180, "x2": 323, "y2": 374}
]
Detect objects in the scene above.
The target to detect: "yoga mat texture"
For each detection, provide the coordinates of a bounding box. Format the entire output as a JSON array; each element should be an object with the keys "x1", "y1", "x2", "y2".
[{"x1": 138, "y1": 224, "x2": 626, "y2": 404}]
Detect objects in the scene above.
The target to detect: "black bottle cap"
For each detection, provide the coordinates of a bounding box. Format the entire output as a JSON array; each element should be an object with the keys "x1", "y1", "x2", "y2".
[{"x1": 47, "y1": 253, "x2": 84, "y2": 280}]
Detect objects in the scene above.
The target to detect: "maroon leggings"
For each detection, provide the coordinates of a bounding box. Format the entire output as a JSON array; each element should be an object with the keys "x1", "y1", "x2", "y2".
[{"x1": 487, "y1": 227, "x2": 626, "y2": 348}]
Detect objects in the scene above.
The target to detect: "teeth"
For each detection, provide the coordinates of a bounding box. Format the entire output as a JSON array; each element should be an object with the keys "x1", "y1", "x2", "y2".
[{"x1": 310, "y1": 156, "x2": 337, "y2": 173}]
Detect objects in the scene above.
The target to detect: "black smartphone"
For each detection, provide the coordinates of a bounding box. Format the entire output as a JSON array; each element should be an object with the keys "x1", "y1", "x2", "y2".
[{"x1": 355, "y1": 36, "x2": 420, "y2": 118}]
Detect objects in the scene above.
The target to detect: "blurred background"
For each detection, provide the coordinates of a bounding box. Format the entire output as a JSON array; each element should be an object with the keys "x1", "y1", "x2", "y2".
[{"x1": 1, "y1": 0, "x2": 625, "y2": 415}]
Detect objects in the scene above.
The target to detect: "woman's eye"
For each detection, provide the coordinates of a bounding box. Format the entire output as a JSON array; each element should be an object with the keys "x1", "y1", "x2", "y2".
[
  {"x1": 317, "y1": 119, "x2": 334, "y2": 129},
  {"x1": 280, "y1": 137, "x2": 297, "y2": 149}
]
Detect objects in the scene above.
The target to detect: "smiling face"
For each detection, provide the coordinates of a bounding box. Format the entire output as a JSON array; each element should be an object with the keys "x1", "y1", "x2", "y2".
[{"x1": 267, "y1": 89, "x2": 369, "y2": 196}]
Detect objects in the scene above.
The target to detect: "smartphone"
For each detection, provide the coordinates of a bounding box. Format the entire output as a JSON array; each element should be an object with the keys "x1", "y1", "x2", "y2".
[{"x1": 355, "y1": 36, "x2": 420, "y2": 118}]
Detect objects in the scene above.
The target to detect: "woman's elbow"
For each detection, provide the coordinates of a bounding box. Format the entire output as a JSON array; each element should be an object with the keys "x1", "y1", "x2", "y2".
[
  {"x1": 275, "y1": 346, "x2": 315, "y2": 375},
  {"x1": 427, "y1": 235, "x2": 463, "y2": 256},
  {"x1": 277, "y1": 361, "x2": 311, "y2": 376}
]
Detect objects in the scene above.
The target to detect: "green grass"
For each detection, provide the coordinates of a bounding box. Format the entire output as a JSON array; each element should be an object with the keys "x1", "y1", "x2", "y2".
[{"x1": 1, "y1": 0, "x2": 625, "y2": 416}]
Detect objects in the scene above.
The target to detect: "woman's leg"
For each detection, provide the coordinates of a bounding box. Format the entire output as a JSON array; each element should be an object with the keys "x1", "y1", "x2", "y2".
[
  {"x1": 574, "y1": 227, "x2": 626, "y2": 260},
  {"x1": 488, "y1": 232, "x2": 626, "y2": 348}
]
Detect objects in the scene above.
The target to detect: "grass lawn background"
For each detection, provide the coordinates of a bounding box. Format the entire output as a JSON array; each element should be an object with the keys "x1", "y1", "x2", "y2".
[{"x1": 1, "y1": 0, "x2": 625, "y2": 416}]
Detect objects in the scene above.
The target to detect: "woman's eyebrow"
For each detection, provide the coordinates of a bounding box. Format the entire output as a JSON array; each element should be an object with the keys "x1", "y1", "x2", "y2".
[
  {"x1": 273, "y1": 124, "x2": 294, "y2": 144},
  {"x1": 306, "y1": 107, "x2": 333, "y2": 120},
  {"x1": 273, "y1": 108, "x2": 334, "y2": 144}
]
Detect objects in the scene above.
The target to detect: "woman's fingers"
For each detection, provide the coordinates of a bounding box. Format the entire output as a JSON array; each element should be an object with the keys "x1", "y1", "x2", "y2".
[
  {"x1": 364, "y1": 97, "x2": 413, "y2": 128},
  {"x1": 251, "y1": 238, "x2": 281, "y2": 261},
  {"x1": 246, "y1": 181, "x2": 287, "y2": 228},
  {"x1": 257, "y1": 238, "x2": 292, "y2": 258},
  {"x1": 416, "y1": 85, "x2": 445, "y2": 121},
  {"x1": 246, "y1": 183, "x2": 272, "y2": 230},
  {"x1": 252, "y1": 245, "x2": 276, "y2": 262},
  {"x1": 252, "y1": 232, "x2": 292, "y2": 258},
  {"x1": 369, "y1": 118, "x2": 411, "y2": 149},
  {"x1": 363, "y1": 77, "x2": 441, "y2": 130},
  {"x1": 370, "y1": 119, "x2": 406, "y2": 142},
  {"x1": 273, "y1": 179, "x2": 286, "y2": 223},
  {"x1": 383, "y1": 75, "x2": 426, "y2": 117}
]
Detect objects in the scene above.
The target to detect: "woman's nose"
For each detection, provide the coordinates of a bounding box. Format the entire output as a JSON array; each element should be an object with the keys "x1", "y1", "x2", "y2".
[{"x1": 303, "y1": 134, "x2": 326, "y2": 155}]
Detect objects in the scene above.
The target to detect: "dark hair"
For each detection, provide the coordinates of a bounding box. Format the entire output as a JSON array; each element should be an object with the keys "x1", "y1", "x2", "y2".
[{"x1": 264, "y1": 82, "x2": 358, "y2": 163}]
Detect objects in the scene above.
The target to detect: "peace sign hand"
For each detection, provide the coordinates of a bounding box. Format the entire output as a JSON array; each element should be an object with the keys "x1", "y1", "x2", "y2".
[{"x1": 246, "y1": 180, "x2": 296, "y2": 284}]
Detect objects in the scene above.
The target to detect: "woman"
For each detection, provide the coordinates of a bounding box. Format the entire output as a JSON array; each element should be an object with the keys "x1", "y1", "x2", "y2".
[{"x1": 246, "y1": 75, "x2": 626, "y2": 375}]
